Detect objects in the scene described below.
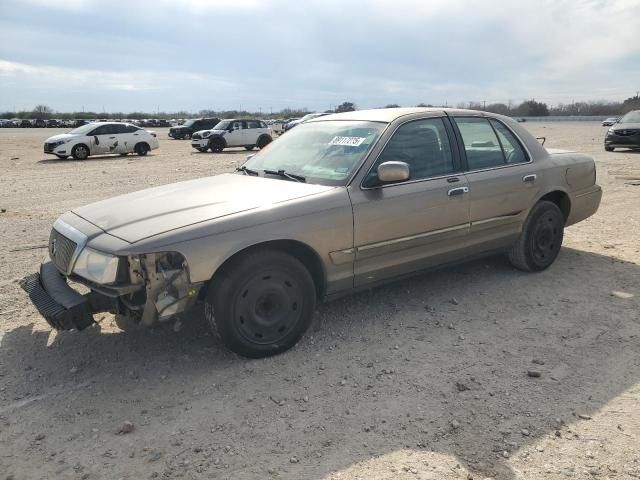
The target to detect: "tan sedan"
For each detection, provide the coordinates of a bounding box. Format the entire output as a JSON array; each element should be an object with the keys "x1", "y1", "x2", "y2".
[{"x1": 21, "y1": 108, "x2": 602, "y2": 357}]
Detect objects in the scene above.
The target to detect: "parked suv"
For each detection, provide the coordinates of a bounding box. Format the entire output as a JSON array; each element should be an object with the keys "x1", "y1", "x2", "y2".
[
  {"x1": 191, "y1": 119, "x2": 273, "y2": 152},
  {"x1": 605, "y1": 110, "x2": 640, "y2": 151},
  {"x1": 168, "y1": 118, "x2": 220, "y2": 140},
  {"x1": 43, "y1": 122, "x2": 159, "y2": 160}
]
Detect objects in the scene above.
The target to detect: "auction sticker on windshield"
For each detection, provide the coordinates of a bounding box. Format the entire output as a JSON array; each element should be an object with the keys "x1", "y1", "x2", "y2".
[{"x1": 329, "y1": 136, "x2": 366, "y2": 147}]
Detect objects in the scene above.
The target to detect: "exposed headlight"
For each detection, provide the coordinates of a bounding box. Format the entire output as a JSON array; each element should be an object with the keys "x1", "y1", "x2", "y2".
[
  {"x1": 73, "y1": 247, "x2": 120, "y2": 284},
  {"x1": 49, "y1": 139, "x2": 70, "y2": 147},
  {"x1": 608, "y1": 128, "x2": 617, "y2": 135},
  {"x1": 202, "y1": 131, "x2": 211, "y2": 137}
]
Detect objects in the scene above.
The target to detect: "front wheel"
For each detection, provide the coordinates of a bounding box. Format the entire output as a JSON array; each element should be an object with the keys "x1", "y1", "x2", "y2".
[
  {"x1": 205, "y1": 250, "x2": 316, "y2": 358},
  {"x1": 55, "y1": 155, "x2": 69, "y2": 160},
  {"x1": 245, "y1": 145, "x2": 255, "y2": 151},
  {"x1": 72, "y1": 144, "x2": 89, "y2": 160},
  {"x1": 135, "y1": 143, "x2": 149, "y2": 156},
  {"x1": 604, "y1": 145, "x2": 614, "y2": 152},
  {"x1": 195, "y1": 147, "x2": 207, "y2": 153},
  {"x1": 508, "y1": 201, "x2": 564, "y2": 272},
  {"x1": 209, "y1": 138, "x2": 225, "y2": 153}
]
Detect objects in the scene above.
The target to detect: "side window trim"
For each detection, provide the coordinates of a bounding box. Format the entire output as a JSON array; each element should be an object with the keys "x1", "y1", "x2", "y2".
[
  {"x1": 487, "y1": 120, "x2": 508, "y2": 164},
  {"x1": 360, "y1": 116, "x2": 459, "y2": 190}
]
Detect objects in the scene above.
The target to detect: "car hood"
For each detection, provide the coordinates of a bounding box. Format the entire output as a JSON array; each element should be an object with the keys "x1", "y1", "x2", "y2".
[
  {"x1": 611, "y1": 122, "x2": 640, "y2": 130},
  {"x1": 46, "y1": 133, "x2": 78, "y2": 142},
  {"x1": 73, "y1": 173, "x2": 334, "y2": 244}
]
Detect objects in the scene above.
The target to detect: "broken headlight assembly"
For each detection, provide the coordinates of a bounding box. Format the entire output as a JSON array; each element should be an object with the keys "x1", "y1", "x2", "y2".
[{"x1": 73, "y1": 247, "x2": 120, "y2": 284}]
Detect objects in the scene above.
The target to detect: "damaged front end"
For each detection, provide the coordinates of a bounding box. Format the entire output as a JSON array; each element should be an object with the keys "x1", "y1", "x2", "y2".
[{"x1": 21, "y1": 249, "x2": 203, "y2": 332}]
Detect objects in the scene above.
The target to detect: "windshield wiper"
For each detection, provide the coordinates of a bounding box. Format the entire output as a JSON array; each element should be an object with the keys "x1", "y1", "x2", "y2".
[
  {"x1": 263, "y1": 169, "x2": 306, "y2": 183},
  {"x1": 236, "y1": 166, "x2": 259, "y2": 176}
]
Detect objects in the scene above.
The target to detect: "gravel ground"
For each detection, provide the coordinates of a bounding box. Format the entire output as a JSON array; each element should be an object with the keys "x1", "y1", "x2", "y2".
[{"x1": 0, "y1": 123, "x2": 639, "y2": 480}]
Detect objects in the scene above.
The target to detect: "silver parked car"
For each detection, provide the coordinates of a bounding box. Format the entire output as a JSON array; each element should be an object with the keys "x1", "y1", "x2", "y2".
[{"x1": 21, "y1": 108, "x2": 602, "y2": 357}]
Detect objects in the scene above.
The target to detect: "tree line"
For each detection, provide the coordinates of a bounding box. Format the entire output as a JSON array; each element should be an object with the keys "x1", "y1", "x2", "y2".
[{"x1": 2, "y1": 95, "x2": 639, "y2": 120}]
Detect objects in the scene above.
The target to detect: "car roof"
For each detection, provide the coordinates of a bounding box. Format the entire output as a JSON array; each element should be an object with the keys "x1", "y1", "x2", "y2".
[{"x1": 310, "y1": 107, "x2": 494, "y2": 123}]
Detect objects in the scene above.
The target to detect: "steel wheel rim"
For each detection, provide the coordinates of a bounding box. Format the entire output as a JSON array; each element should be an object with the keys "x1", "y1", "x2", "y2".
[
  {"x1": 233, "y1": 269, "x2": 303, "y2": 345},
  {"x1": 77, "y1": 145, "x2": 88, "y2": 159},
  {"x1": 532, "y1": 213, "x2": 560, "y2": 264}
]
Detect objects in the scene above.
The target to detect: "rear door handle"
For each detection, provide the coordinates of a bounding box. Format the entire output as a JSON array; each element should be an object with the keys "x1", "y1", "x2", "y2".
[
  {"x1": 522, "y1": 174, "x2": 537, "y2": 183},
  {"x1": 447, "y1": 186, "x2": 469, "y2": 197}
]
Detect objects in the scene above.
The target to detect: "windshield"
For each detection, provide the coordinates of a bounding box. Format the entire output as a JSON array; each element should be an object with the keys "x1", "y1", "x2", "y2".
[
  {"x1": 69, "y1": 123, "x2": 96, "y2": 135},
  {"x1": 214, "y1": 120, "x2": 231, "y2": 130},
  {"x1": 182, "y1": 120, "x2": 195, "y2": 127},
  {"x1": 242, "y1": 120, "x2": 385, "y2": 186},
  {"x1": 619, "y1": 111, "x2": 640, "y2": 123}
]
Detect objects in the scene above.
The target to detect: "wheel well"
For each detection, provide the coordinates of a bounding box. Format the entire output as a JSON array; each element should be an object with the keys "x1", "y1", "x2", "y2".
[
  {"x1": 206, "y1": 240, "x2": 326, "y2": 300},
  {"x1": 135, "y1": 142, "x2": 150, "y2": 149},
  {"x1": 540, "y1": 191, "x2": 571, "y2": 222}
]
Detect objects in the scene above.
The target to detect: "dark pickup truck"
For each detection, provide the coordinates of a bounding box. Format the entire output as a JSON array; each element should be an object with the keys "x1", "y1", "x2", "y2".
[{"x1": 169, "y1": 118, "x2": 220, "y2": 139}]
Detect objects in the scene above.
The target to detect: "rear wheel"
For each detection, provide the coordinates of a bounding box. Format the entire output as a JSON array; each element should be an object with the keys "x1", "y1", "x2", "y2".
[
  {"x1": 257, "y1": 136, "x2": 272, "y2": 149},
  {"x1": 72, "y1": 144, "x2": 89, "y2": 160},
  {"x1": 508, "y1": 201, "x2": 564, "y2": 272},
  {"x1": 245, "y1": 145, "x2": 255, "y2": 151},
  {"x1": 205, "y1": 250, "x2": 316, "y2": 358}
]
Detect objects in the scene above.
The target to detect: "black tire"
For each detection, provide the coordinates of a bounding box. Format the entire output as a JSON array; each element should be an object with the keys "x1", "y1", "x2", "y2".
[
  {"x1": 119, "y1": 152, "x2": 129, "y2": 157},
  {"x1": 209, "y1": 137, "x2": 225, "y2": 153},
  {"x1": 604, "y1": 145, "x2": 614, "y2": 152},
  {"x1": 508, "y1": 201, "x2": 564, "y2": 272},
  {"x1": 135, "y1": 143, "x2": 149, "y2": 156},
  {"x1": 195, "y1": 147, "x2": 207, "y2": 153},
  {"x1": 205, "y1": 250, "x2": 316, "y2": 358},
  {"x1": 257, "y1": 136, "x2": 272, "y2": 149},
  {"x1": 245, "y1": 145, "x2": 255, "y2": 151},
  {"x1": 55, "y1": 155, "x2": 69, "y2": 160},
  {"x1": 72, "y1": 144, "x2": 89, "y2": 160}
]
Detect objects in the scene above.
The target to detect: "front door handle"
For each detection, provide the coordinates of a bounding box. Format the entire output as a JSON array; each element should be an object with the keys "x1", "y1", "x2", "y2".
[
  {"x1": 447, "y1": 186, "x2": 469, "y2": 197},
  {"x1": 109, "y1": 136, "x2": 116, "y2": 139},
  {"x1": 522, "y1": 174, "x2": 537, "y2": 183}
]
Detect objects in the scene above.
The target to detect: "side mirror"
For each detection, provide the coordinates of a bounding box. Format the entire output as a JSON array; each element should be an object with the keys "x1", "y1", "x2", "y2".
[
  {"x1": 94, "y1": 136, "x2": 100, "y2": 145},
  {"x1": 377, "y1": 161, "x2": 410, "y2": 183}
]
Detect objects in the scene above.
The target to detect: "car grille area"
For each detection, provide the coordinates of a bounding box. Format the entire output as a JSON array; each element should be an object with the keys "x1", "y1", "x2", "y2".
[
  {"x1": 192, "y1": 133, "x2": 202, "y2": 140},
  {"x1": 49, "y1": 228, "x2": 77, "y2": 273},
  {"x1": 613, "y1": 129, "x2": 640, "y2": 137}
]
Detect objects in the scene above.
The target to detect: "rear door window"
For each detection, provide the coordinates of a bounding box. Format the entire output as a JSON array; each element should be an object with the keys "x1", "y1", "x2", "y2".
[
  {"x1": 454, "y1": 117, "x2": 504, "y2": 170},
  {"x1": 489, "y1": 120, "x2": 528, "y2": 164}
]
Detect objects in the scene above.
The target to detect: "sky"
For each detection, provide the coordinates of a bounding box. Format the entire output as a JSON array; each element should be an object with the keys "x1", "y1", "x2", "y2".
[{"x1": 1, "y1": 0, "x2": 639, "y2": 113}]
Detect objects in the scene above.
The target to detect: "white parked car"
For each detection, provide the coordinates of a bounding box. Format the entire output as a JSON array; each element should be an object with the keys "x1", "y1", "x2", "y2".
[
  {"x1": 43, "y1": 122, "x2": 159, "y2": 160},
  {"x1": 191, "y1": 119, "x2": 273, "y2": 153}
]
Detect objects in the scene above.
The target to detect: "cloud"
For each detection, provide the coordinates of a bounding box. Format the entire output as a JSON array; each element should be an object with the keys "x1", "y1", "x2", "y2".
[{"x1": 1, "y1": 0, "x2": 639, "y2": 111}]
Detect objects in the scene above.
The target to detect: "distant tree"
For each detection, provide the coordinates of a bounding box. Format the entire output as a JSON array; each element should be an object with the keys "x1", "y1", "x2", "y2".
[
  {"x1": 335, "y1": 102, "x2": 356, "y2": 113},
  {"x1": 416, "y1": 103, "x2": 433, "y2": 107},
  {"x1": 621, "y1": 94, "x2": 640, "y2": 113},
  {"x1": 484, "y1": 103, "x2": 510, "y2": 115},
  {"x1": 516, "y1": 99, "x2": 549, "y2": 117},
  {"x1": 32, "y1": 104, "x2": 53, "y2": 119},
  {"x1": 384, "y1": 104, "x2": 401, "y2": 108}
]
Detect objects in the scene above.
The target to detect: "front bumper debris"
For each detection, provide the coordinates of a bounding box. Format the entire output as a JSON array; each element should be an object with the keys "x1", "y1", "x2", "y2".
[{"x1": 20, "y1": 261, "x2": 112, "y2": 330}]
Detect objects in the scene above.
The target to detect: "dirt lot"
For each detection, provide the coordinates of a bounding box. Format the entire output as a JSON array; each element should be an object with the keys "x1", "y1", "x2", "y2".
[{"x1": 0, "y1": 123, "x2": 639, "y2": 480}]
